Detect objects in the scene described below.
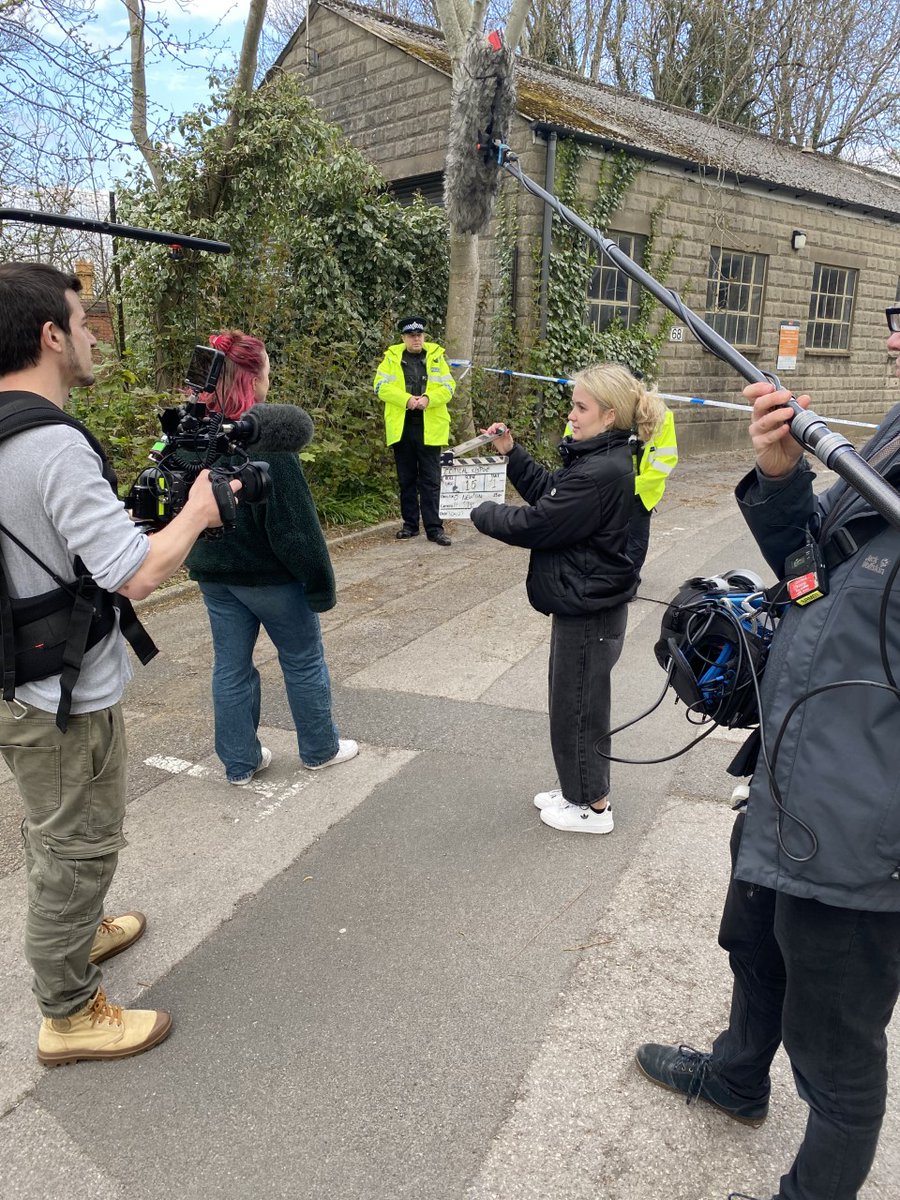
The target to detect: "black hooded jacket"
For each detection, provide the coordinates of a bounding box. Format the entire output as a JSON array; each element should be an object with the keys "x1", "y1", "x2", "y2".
[{"x1": 470, "y1": 431, "x2": 638, "y2": 616}]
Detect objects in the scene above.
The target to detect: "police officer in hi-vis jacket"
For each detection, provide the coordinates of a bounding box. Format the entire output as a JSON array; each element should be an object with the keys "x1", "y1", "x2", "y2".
[{"x1": 374, "y1": 315, "x2": 455, "y2": 546}]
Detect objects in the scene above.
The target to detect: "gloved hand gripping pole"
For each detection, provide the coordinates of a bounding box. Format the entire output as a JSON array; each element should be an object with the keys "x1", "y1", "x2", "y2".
[{"x1": 487, "y1": 142, "x2": 900, "y2": 531}]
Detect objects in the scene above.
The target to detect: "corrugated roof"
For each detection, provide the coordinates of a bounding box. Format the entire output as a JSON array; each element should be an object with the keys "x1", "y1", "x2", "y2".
[{"x1": 293, "y1": 0, "x2": 900, "y2": 221}]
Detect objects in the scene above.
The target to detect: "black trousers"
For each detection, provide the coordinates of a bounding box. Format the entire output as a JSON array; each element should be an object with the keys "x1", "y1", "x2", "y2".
[
  {"x1": 392, "y1": 416, "x2": 443, "y2": 535},
  {"x1": 547, "y1": 606, "x2": 628, "y2": 805},
  {"x1": 711, "y1": 814, "x2": 900, "y2": 1200}
]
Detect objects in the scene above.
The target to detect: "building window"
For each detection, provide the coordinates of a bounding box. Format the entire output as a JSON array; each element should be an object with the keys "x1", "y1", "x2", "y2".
[
  {"x1": 586, "y1": 232, "x2": 647, "y2": 330},
  {"x1": 806, "y1": 263, "x2": 857, "y2": 351},
  {"x1": 389, "y1": 172, "x2": 445, "y2": 207},
  {"x1": 705, "y1": 248, "x2": 767, "y2": 348}
]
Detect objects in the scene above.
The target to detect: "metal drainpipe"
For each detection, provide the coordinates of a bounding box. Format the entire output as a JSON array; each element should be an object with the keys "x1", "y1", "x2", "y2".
[{"x1": 538, "y1": 131, "x2": 557, "y2": 338}]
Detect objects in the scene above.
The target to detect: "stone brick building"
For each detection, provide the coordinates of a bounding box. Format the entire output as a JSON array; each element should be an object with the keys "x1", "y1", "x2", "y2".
[{"x1": 277, "y1": 0, "x2": 900, "y2": 448}]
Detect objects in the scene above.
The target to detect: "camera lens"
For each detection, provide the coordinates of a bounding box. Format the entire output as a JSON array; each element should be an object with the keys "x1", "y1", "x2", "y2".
[{"x1": 235, "y1": 461, "x2": 271, "y2": 505}]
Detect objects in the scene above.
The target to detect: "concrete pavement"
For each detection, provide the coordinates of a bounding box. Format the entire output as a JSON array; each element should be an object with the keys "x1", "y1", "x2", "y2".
[{"x1": 0, "y1": 450, "x2": 896, "y2": 1200}]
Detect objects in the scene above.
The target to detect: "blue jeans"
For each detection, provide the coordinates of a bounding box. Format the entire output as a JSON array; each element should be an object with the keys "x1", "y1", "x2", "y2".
[
  {"x1": 198, "y1": 581, "x2": 339, "y2": 778},
  {"x1": 712, "y1": 815, "x2": 900, "y2": 1200}
]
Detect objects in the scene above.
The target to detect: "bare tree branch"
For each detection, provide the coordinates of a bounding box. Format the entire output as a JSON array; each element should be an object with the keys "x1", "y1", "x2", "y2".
[
  {"x1": 123, "y1": 0, "x2": 163, "y2": 191},
  {"x1": 434, "y1": 0, "x2": 464, "y2": 54},
  {"x1": 205, "y1": 0, "x2": 270, "y2": 213},
  {"x1": 504, "y1": 0, "x2": 531, "y2": 51}
]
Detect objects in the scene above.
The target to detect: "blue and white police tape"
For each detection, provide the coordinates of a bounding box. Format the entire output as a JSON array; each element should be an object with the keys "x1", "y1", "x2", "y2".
[{"x1": 448, "y1": 361, "x2": 879, "y2": 432}]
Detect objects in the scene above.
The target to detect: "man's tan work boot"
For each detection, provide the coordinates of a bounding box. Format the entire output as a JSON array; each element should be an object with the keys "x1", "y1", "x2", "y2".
[
  {"x1": 89, "y1": 912, "x2": 147, "y2": 964},
  {"x1": 38, "y1": 989, "x2": 172, "y2": 1066}
]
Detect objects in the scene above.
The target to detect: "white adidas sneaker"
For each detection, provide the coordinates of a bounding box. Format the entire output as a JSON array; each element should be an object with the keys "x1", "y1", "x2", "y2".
[
  {"x1": 540, "y1": 801, "x2": 614, "y2": 835},
  {"x1": 533, "y1": 788, "x2": 566, "y2": 810}
]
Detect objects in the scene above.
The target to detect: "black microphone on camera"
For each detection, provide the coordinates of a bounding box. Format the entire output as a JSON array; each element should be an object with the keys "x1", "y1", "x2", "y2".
[{"x1": 226, "y1": 404, "x2": 314, "y2": 454}]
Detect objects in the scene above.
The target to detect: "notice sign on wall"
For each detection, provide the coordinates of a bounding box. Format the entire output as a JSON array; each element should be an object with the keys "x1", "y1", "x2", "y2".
[
  {"x1": 777, "y1": 321, "x2": 800, "y2": 371},
  {"x1": 439, "y1": 456, "x2": 508, "y2": 520}
]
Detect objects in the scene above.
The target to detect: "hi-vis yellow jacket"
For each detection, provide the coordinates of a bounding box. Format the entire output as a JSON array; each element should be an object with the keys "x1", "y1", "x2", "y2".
[
  {"x1": 564, "y1": 408, "x2": 678, "y2": 511},
  {"x1": 635, "y1": 409, "x2": 678, "y2": 511},
  {"x1": 373, "y1": 342, "x2": 455, "y2": 447}
]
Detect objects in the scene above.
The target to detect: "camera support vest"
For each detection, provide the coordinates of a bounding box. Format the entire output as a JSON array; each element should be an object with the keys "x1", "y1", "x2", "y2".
[{"x1": 0, "y1": 391, "x2": 158, "y2": 732}]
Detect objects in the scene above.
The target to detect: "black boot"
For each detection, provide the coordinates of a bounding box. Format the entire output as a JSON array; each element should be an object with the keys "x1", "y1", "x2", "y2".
[{"x1": 635, "y1": 1043, "x2": 769, "y2": 1127}]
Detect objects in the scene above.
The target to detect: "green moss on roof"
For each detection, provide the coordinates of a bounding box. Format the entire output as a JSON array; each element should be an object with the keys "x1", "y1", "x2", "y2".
[
  {"x1": 386, "y1": 34, "x2": 451, "y2": 74},
  {"x1": 516, "y1": 78, "x2": 617, "y2": 138},
  {"x1": 361, "y1": 31, "x2": 627, "y2": 143}
]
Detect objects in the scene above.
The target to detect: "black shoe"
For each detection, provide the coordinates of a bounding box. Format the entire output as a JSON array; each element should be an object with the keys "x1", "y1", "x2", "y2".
[
  {"x1": 635, "y1": 1043, "x2": 769, "y2": 1127},
  {"x1": 396, "y1": 527, "x2": 419, "y2": 539},
  {"x1": 727, "y1": 1193, "x2": 771, "y2": 1199},
  {"x1": 427, "y1": 531, "x2": 452, "y2": 546}
]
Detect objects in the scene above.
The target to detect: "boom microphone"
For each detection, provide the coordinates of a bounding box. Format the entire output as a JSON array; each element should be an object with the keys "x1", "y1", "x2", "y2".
[
  {"x1": 444, "y1": 29, "x2": 516, "y2": 235},
  {"x1": 489, "y1": 144, "x2": 900, "y2": 532},
  {"x1": 0, "y1": 208, "x2": 230, "y2": 253},
  {"x1": 228, "y1": 404, "x2": 314, "y2": 455}
]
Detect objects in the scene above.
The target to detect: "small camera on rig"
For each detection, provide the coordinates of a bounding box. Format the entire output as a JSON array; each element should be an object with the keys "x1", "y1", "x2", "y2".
[{"x1": 126, "y1": 345, "x2": 272, "y2": 535}]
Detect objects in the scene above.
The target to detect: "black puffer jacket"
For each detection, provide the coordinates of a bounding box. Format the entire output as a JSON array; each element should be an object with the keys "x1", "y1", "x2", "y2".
[{"x1": 470, "y1": 431, "x2": 638, "y2": 616}]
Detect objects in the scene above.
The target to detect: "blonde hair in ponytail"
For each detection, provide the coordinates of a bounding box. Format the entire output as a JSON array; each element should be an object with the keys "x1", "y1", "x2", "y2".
[{"x1": 572, "y1": 362, "x2": 668, "y2": 445}]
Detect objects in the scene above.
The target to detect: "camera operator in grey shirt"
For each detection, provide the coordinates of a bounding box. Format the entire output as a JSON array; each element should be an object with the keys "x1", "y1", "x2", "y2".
[{"x1": 0, "y1": 261, "x2": 237, "y2": 1067}]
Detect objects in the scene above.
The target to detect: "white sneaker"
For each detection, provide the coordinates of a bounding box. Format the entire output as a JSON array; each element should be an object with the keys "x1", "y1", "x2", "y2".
[
  {"x1": 229, "y1": 747, "x2": 272, "y2": 786},
  {"x1": 540, "y1": 800, "x2": 614, "y2": 834},
  {"x1": 305, "y1": 739, "x2": 359, "y2": 770},
  {"x1": 533, "y1": 788, "x2": 566, "y2": 810},
  {"x1": 731, "y1": 782, "x2": 750, "y2": 810}
]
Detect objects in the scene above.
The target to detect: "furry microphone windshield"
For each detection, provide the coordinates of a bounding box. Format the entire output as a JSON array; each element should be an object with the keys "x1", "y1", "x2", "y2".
[
  {"x1": 444, "y1": 29, "x2": 516, "y2": 235},
  {"x1": 230, "y1": 404, "x2": 314, "y2": 454}
]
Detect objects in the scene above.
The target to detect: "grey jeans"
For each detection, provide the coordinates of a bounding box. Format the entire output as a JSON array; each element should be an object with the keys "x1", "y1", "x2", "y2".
[
  {"x1": 0, "y1": 701, "x2": 128, "y2": 1017},
  {"x1": 548, "y1": 606, "x2": 628, "y2": 806}
]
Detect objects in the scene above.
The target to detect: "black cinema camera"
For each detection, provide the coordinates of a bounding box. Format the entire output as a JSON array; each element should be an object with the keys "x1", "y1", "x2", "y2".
[{"x1": 127, "y1": 345, "x2": 271, "y2": 535}]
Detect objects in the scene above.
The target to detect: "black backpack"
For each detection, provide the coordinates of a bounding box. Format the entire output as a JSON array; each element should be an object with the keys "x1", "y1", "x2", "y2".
[{"x1": 0, "y1": 391, "x2": 157, "y2": 732}]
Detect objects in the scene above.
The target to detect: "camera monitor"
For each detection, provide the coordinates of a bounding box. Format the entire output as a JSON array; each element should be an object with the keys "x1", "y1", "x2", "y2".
[{"x1": 185, "y1": 345, "x2": 225, "y2": 394}]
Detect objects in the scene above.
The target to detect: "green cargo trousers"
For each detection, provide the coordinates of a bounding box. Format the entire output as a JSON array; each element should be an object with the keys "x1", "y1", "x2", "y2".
[{"x1": 0, "y1": 700, "x2": 128, "y2": 1018}]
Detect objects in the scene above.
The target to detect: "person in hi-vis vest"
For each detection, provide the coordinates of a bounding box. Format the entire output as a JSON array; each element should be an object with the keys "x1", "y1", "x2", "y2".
[
  {"x1": 373, "y1": 315, "x2": 455, "y2": 546},
  {"x1": 567, "y1": 390, "x2": 677, "y2": 578}
]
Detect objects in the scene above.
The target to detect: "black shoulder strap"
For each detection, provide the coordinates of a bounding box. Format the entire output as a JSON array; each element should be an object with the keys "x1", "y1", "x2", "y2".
[
  {"x1": 0, "y1": 519, "x2": 73, "y2": 592},
  {"x1": 0, "y1": 390, "x2": 119, "y2": 494},
  {"x1": 114, "y1": 595, "x2": 158, "y2": 666},
  {"x1": 823, "y1": 514, "x2": 889, "y2": 570}
]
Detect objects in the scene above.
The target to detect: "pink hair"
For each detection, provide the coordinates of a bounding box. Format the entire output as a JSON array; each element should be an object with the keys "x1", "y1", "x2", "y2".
[{"x1": 207, "y1": 330, "x2": 267, "y2": 419}]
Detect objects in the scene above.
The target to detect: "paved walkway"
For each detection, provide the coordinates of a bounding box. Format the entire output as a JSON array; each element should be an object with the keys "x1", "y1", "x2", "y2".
[{"x1": 0, "y1": 452, "x2": 895, "y2": 1199}]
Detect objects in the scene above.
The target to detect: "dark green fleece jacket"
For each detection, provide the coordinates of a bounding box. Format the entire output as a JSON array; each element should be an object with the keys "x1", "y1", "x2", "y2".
[{"x1": 186, "y1": 452, "x2": 336, "y2": 613}]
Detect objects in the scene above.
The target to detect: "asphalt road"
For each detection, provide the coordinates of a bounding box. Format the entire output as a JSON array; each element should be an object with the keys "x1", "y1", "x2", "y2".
[{"x1": 0, "y1": 450, "x2": 896, "y2": 1200}]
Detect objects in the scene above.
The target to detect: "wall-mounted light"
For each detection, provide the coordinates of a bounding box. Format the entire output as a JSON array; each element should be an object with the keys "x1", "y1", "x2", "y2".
[{"x1": 791, "y1": 230, "x2": 807, "y2": 252}]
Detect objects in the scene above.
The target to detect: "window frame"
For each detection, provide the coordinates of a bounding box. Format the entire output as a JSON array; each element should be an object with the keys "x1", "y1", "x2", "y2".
[
  {"x1": 585, "y1": 231, "x2": 648, "y2": 332},
  {"x1": 704, "y1": 246, "x2": 768, "y2": 350},
  {"x1": 805, "y1": 262, "x2": 858, "y2": 354}
]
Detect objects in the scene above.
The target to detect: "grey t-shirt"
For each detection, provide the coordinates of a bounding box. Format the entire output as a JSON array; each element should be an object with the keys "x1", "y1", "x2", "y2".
[{"x1": 0, "y1": 423, "x2": 150, "y2": 714}]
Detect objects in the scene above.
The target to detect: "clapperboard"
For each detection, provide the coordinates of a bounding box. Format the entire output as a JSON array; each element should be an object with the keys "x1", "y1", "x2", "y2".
[{"x1": 439, "y1": 430, "x2": 508, "y2": 520}]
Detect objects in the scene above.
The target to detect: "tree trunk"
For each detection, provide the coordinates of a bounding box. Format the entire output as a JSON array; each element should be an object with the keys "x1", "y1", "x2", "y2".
[
  {"x1": 124, "y1": 0, "x2": 164, "y2": 192},
  {"x1": 445, "y1": 228, "x2": 479, "y2": 440}
]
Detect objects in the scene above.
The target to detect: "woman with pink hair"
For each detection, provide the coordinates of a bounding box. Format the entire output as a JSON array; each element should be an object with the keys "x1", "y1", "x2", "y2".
[{"x1": 186, "y1": 330, "x2": 357, "y2": 784}]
